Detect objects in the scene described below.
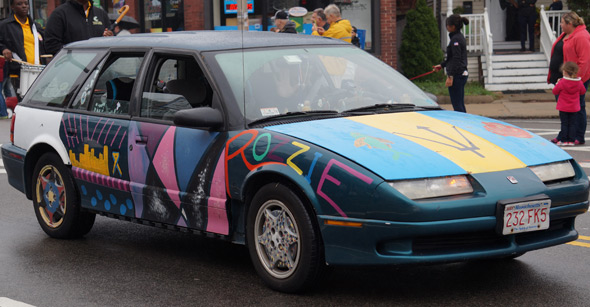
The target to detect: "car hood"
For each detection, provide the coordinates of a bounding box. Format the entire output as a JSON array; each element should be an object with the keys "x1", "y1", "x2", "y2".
[{"x1": 266, "y1": 111, "x2": 571, "y2": 180}]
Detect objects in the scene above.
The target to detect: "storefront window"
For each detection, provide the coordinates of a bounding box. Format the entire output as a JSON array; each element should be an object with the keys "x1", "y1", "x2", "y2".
[
  {"x1": 143, "y1": 0, "x2": 183, "y2": 32},
  {"x1": 32, "y1": 0, "x2": 48, "y2": 27},
  {"x1": 211, "y1": 0, "x2": 373, "y2": 51}
]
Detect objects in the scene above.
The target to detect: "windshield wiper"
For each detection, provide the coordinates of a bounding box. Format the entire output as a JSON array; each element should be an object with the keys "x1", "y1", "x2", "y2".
[
  {"x1": 248, "y1": 110, "x2": 339, "y2": 126},
  {"x1": 343, "y1": 103, "x2": 417, "y2": 113}
]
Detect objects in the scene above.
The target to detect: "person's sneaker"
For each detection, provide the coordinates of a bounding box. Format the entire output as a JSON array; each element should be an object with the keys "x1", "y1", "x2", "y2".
[
  {"x1": 551, "y1": 138, "x2": 559, "y2": 144},
  {"x1": 565, "y1": 142, "x2": 575, "y2": 146},
  {"x1": 557, "y1": 141, "x2": 565, "y2": 146},
  {"x1": 575, "y1": 140, "x2": 585, "y2": 145}
]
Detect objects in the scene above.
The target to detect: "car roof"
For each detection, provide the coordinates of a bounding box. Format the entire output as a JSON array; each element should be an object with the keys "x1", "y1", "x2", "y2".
[{"x1": 66, "y1": 30, "x2": 350, "y2": 51}]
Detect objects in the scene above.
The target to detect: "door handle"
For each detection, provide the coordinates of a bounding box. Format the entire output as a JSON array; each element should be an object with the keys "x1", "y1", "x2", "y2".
[{"x1": 135, "y1": 135, "x2": 148, "y2": 144}]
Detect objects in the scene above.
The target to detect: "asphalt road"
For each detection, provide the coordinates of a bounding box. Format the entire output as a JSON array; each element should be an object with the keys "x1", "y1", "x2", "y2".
[{"x1": 1, "y1": 118, "x2": 589, "y2": 307}]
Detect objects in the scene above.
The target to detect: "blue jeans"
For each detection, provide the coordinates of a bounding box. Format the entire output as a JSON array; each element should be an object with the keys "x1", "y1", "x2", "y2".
[
  {"x1": 0, "y1": 81, "x2": 7, "y2": 117},
  {"x1": 448, "y1": 75, "x2": 467, "y2": 112}
]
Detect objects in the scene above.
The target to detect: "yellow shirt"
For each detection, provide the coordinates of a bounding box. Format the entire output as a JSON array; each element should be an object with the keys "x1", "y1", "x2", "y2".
[{"x1": 14, "y1": 15, "x2": 35, "y2": 64}]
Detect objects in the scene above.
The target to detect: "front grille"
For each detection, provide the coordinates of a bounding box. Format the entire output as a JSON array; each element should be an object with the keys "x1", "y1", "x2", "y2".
[{"x1": 412, "y1": 218, "x2": 572, "y2": 255}]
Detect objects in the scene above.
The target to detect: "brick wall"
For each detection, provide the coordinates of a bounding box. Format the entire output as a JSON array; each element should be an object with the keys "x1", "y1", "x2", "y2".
[
  {"x1": 184, "y1": 0, "x2": 205, "y2": 30},
  {"x1": 379, "y1": 0, "x2": 397, "y2": 69}
]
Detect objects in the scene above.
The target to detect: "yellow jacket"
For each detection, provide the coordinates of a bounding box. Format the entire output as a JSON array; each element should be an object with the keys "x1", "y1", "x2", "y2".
[{"x1": 312, "y1": 19, "x2": 352, "y2": 43}]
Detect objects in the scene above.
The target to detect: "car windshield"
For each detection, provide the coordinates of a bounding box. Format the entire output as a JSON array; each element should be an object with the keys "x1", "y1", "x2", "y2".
[{"x1": 213, "y1": 46, "x2": 437, "y2": 123}]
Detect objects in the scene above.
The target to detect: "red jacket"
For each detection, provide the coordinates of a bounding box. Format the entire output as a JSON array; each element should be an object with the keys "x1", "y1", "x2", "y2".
[
  {"x1": 553, "y1": 77, "x2": 586, "y2": 112},
  {"x1": 547, "y1": 25, "x2": 590, "y2": 83}
]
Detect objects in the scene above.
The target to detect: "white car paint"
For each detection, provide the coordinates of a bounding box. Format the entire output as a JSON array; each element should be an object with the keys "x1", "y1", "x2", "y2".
[{"x1": 13, "y1": 105, "x2": 70, "y2": 165}]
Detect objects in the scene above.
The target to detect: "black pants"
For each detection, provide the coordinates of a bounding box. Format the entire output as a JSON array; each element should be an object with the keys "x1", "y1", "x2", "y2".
[
  {"x1": 559, "y1": 111, "x2": 577, "y2": 142},
  {"x1": 518, "y1": 13, "x2": 536, "y2": 50},
  {"x1": 448, "y1": 75, "x2": 468, "y2": 113}
]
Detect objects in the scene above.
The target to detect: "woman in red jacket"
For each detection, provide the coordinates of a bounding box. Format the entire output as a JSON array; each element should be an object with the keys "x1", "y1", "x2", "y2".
[{"x1": 548, "y1": 12, "x2": 590, "y2": 145}]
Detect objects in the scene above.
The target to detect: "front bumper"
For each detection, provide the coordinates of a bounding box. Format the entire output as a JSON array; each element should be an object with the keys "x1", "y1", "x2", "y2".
[
  {"x1": 1, "y1": 143, "x2": 27, "y2": 195},
  {"x1": 318, "y1": 200, "x2": 589, "y2": 266}
]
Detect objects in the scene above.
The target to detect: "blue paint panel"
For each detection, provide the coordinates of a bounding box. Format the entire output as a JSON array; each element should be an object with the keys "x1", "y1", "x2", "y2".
[
  {"x1": 267, "y1": 118, "x2": 466, "y2": 180},
  {"x1": 421, "y1": 111, "x2": 571, "y2": 165},
  {"x1": 174, "y1": 128, "x2": 219, "y2": 191}
]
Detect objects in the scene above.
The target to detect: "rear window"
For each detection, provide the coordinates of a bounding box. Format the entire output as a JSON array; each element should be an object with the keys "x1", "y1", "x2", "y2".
[{"x1": 26, "y1": 51, "x2": 100, "y2": 107}]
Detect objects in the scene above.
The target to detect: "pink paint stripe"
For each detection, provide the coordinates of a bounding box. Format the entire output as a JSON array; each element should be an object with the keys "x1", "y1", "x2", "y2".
[
  {"x1": 118, "y1": 131, "x2": 127, "y2": 149},
  {"x1": 104, "y1": 121, "x2": 114, "y2": 144},
  {"x1": 91, "y1": 118, "x2": 104, "y2": 141},
  {"x1": 97, "y1": 119, "x2": 109, "y2": 144},
  {"x1": 86, "y1": 116, "x2": 89, "y2": 140},
  {"x1": 72, "y1": 167, "x2": 130, "y2": 192},
  {"x1": 111, "y1": 126, "x2": 122, "y2": 147},
  {"x1": 61, "y1": 118, "x2": 71, "y2": 148},
  {"x1": 79, "y1": 116, "x2": 83, "y2": 142}
]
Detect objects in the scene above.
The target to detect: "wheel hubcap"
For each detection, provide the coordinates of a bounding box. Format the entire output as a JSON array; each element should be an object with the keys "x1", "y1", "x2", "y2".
[
  {"x1": 36, "y1": 165, "x2": 66, "y2": 228},
  {"x1": 255, "y1": 200, "x2": 300, "y2": 279}
]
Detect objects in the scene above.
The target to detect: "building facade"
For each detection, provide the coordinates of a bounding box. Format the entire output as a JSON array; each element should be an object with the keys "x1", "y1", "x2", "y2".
[{"x1": 5, "y1": 0, "x2": 397, "y2": 68}]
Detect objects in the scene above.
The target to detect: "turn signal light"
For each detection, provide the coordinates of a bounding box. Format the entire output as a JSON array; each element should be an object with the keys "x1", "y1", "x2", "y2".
[
  {"x1": 10, "y1": 114, "x2": 15, "y2": 144},
  {"x1": 324, "y1": 220, "x2": 363, "y2": 228}
]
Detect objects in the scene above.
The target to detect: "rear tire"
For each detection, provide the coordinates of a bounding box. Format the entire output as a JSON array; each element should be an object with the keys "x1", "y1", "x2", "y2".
[
  {"x1": 246, "y1": 183, "x2": 324, "y2": 293},
  {"x1": 32, "y1": 153, "x2": 95, "y2": 239}
]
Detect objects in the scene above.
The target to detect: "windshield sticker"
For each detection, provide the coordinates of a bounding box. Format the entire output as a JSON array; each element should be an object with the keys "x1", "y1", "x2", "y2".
[
  {"x1": 261, "y1": 107, "x2": 280, "y2": 116},
  {"x1": 283, "y1": 55, "x2": 302, "y2": 63}
]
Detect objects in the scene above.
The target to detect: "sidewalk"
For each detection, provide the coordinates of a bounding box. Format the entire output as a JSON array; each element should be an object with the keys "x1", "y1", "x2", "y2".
[{"x1": 437, "y1": 90, "x2": 590, "y2": 118}]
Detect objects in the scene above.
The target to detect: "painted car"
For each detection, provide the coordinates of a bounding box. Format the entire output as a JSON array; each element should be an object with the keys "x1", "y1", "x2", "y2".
[{"x1": 2, "y1": 31, "x2": 588, "y2": 293}]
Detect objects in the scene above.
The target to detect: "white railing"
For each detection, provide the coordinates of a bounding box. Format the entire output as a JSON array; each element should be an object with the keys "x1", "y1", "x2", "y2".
[
  {"x1": 540, "y1": 7, "x2": 570, "y2": 64},
  {"x1": 459, "y1": 9, "x2": 493, "y2": 82},
  {"x1": 461, "y1": 13, "x2": 485, "y2": 52}
]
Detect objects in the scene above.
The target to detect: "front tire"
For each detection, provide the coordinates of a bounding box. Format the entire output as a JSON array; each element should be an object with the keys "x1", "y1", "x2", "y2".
[
  {"x1": 247, "y1": 183, "x2": 324, "y2": 293},
  {"x1": 32, "y1": 153, "x2": 95, "y2": 239}
]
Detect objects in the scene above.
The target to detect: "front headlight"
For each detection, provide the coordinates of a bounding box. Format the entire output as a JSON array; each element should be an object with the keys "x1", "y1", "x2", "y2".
[
  {"x1": 389, "y1": 175, "x2": 474, "y2": 200},
  {"x1": 529, "y1": 161, "x2": 575, "y2": 183}
]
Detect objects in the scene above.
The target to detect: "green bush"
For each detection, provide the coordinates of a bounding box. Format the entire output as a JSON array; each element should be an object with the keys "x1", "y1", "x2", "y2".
[
  {"x1": 567, "y1": 0, "x2": 590, "y2": 33},
  {"x1": 400, "y1": 0, "x2": 444, "y2": 82}
]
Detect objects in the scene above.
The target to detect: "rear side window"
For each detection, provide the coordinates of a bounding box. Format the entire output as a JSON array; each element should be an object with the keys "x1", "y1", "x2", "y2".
[
  {"x1": 72, "y1": 54, "x2": 144, "y2": 114},
  {"x1": 26, "y1": 51, "x2": 99, "y2": 107}
]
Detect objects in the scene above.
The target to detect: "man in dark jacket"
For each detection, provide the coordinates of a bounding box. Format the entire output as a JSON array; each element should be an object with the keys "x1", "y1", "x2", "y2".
[
  {"x1": 271, "y1": 10, "x2": 297, "y2": 34},
  {"x1": 0, "y1": 0, "x2": 46, "y2": 96},
  {"x1": 518, "y1": 0, "x2": 537, "y2": 52},
  {"x1": 44, "y1": 0, "x2": 113, "y2": 55}
]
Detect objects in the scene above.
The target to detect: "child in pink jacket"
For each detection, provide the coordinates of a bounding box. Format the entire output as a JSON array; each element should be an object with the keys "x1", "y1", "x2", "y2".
[{"x1": 553, "y1": 61, "x2": 587, "y2": 146}]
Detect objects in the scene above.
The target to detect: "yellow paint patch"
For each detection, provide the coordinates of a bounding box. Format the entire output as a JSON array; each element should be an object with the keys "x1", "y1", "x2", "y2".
[
  {"x1": 69, "y1": 144, "x2": 110, "y2": 176},
  {"x1": 349, "y1": 113, "x2": 526, "y2": 174}
]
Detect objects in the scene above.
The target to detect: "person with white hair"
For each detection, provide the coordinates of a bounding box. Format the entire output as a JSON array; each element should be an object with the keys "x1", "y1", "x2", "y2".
[{"x1": 311, "y1": 4, "x2": 352, "y2": 43}]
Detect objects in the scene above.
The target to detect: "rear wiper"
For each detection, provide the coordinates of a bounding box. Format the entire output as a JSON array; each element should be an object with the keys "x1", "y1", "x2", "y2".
[
  {"x1": 343, "y1": 103, "x2": 417, "y2": 113},
  {"x1": 248, "y1": 110, "x2": 339, "y2": 126}
]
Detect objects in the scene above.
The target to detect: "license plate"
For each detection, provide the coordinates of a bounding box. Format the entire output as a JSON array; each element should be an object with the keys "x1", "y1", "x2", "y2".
[{"x1": 501, "y1": 199, "x2": 551, "y2": 235}]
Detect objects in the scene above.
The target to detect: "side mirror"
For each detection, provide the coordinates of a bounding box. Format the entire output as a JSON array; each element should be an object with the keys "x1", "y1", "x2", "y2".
[{"x1": 173, "y1": 107, "x2": 224, "y2": 130}]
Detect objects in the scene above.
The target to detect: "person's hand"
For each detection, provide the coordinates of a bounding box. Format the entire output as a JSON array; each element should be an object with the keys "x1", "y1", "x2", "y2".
[
  {"x1": 103, "y1": 28, "x2": 114, "y2": 37},
  {"x1": 317, "y1": 27, "x2": 325, "y2": 35},
  {"x1": 445, "y1": 76, "x2": 453, "y2": 87},
  {"x1": 312, "y1": 24, "x2": 318, "y2": 32},
  {"x1": 433, "y1": 64, "x2": 442, "y2": 72},
  {"x1": 2, "y1": 49, "x2": 12, "y2": 61}
]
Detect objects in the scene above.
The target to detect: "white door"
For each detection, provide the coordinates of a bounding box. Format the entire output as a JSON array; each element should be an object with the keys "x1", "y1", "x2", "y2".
[{"x1": 487, "y1": 0, "x2": 506, "y2": 42}]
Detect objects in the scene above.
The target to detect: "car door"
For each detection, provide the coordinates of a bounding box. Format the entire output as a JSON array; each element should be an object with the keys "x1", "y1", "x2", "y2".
[
  {"x1": 129, "y1": 51, "x2": 229, "y2": 234},
  {"x1": 66, "y1": 52, "x2": 145, "y2": 218}
]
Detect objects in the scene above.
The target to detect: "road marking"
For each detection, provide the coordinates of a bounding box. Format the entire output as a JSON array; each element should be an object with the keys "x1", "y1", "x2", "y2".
[
  {"x1": 567, "y1": 235, "x2": 590, "y2": 248},
  {"x1": 0, "y1": 297, "x2": 36, "y2": 307},
  {"x1": 580, "y1": 162, "x2": 590, "y2": 168}
]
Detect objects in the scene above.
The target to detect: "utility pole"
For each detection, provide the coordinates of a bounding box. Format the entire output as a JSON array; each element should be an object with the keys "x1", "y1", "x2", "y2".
[{"x1": 237, "y1": 0, "x2": 249, "y2": 31}]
